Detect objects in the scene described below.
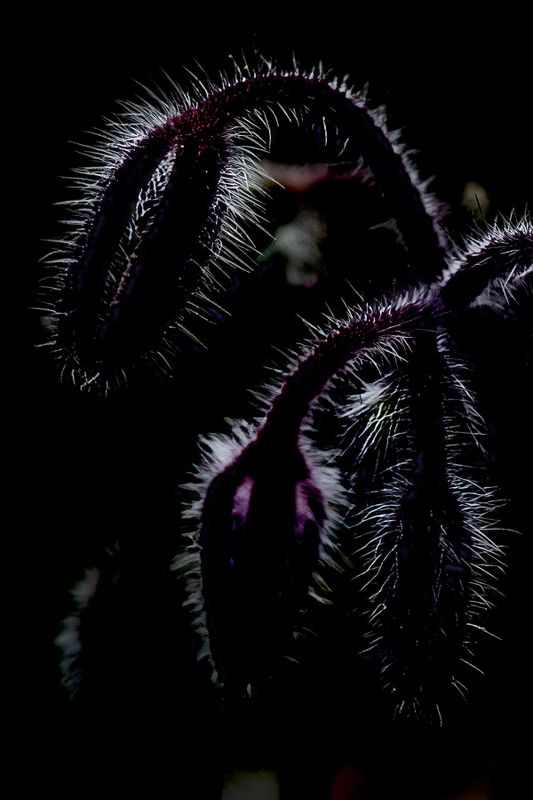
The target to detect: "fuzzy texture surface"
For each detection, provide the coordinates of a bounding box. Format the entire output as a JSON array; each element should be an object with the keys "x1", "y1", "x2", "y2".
[
  {"x1": 40, "y1": 60, "x2": 448, "y2": 395},
  {"x1": 51, "y1": 62, "x2": 532, "y2": 759}
]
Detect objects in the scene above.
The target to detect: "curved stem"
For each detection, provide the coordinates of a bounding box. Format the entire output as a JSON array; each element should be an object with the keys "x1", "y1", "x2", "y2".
[{"x1": 257, "y1": 293, "x2": 436, "y2": 453}]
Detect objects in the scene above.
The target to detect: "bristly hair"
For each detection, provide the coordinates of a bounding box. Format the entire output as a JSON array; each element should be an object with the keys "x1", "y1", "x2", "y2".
[
  {"x1": 441, "y1": 212, "x2": 532, "y2": 311},
  {"x1": 172, "y1": 286, "x2": 436, "y2": 699},
  {"x1": 330, "y1": 252, "x2": 533, "y2": 723},
  {"x1": 172, "y1": 264, "x2": 522, "y2": 717},
  {"x1": 173, "y1": 421, "x2": 348, "y2": 691},
  {"x1": 37, "y1": 56, "x2": 449, "y2": 396},
  {"x1": 332, "y1": 298, "x2": 514, "y2": 723},
  {"x1": 50, "y1": 65, "x2": 532, "y2": 731}
]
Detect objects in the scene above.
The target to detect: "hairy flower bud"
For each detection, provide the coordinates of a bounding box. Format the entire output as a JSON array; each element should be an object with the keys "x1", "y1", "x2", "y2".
[{"x1": 40, "y1": 63, "x2": 447, "y2": 395}]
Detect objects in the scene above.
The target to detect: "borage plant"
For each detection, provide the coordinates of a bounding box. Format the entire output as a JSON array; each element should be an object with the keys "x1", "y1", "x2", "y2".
[{"x1": 47, "y1": 59, "x2": 532, "y2": 797}]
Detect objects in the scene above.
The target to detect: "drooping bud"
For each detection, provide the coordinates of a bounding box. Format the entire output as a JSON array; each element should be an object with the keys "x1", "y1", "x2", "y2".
[
  {"x1": 40, "y1": 63, "x2": 448, "y2": 395},
  {"x1": 175, "y1": 290, "x2": 431, "y2": 700}
]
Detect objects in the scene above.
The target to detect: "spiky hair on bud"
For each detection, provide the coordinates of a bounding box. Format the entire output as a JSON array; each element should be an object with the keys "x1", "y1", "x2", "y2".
[
  {"x1": 333, "y1": 330, "x2": 508, "y2": 724},
  {"x1": 324, "y1": 226, "x2": 532, "y2": 723},
  {"x1": 173, "y1": 287, "x2": 435, "y2": 701},
  {"x1": 441, "y1": 213, "x2": 533, "y2": 312},
  {"x1": 38, "y1": 57, "x2": 449, "y2": 396},
  {"x1": 50, "y1": 61, "x2": 532, "y2": 738},
  {"x1": 172, "y1": 218, "x2": 528, "y2": 714}
]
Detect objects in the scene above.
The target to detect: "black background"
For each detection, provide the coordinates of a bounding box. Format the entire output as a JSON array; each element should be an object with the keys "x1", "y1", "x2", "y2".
[{"x1": 12, "y1": 9, "x2": 532, "y2": 796}]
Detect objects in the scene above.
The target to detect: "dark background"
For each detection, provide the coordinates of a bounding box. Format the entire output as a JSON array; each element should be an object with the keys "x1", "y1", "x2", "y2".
[{"x1": 12, "y1": 10, "x2": 532, "y2": 796}]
